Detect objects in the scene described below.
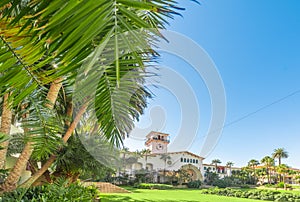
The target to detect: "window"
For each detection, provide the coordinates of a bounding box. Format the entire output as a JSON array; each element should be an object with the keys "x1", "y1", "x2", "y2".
[
  {"x1": 196, "y1": 160, "x2": 198, "y2": 164},
  {"x1": 187, "y1": 159, "x2": 189, "y2": 163},
  {"x1": 184, "y1": 158, "x2": 186, "y2": 163},
  {"x1": 204, "y1": 167, "x2": 207, "y2": 170},
  {"x1": 180, "y1": 158, "x2": 183, "y2": 162},
  {"x1": 190, "y1": 159, "x2": 192, "y2": 163},
  {"x1": 192, "y1": 159, "x2": 195, "y2": 164}
]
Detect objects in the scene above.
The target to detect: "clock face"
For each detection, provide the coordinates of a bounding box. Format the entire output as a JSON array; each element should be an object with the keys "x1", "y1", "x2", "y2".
[{"x1": 156, "y1": 144, "x2": 164, "y2": 150}]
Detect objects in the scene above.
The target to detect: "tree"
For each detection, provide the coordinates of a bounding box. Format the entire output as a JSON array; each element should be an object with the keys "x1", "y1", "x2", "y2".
[
  {"x1": 0, "y1": 133, "x2": 9, "y2": 183},
  {"x1": 211, "y1": 159, "x2": 221, "y2": 173},
  {"x1": 120, "y1": 147, "x2": 130, "y2": 176},
  {"x1": 160, "y1": 153, "x2": 171, "y2": 181},
  {"x1": 276, "y1": 164, "x2": 289, "y2": 188},
  {"x1": 248, "y1": 159, "x2": 259, "y2": 185},
  {"x1": 295, "y1": 174, "x2": 300, "y2": 185},
  {"x1": 0, "y1": 0, "x2": 187, "y2": 192},
  {"x1": 0, "y1": 94, "x2": 12, "y2": 169},
  {"x1": 272, "y1": 148, "x2": 288, "y2": 166},
  {"x1": 261, "y1": 156, "x2": 274, "y2": 184},
  {"x1": 226, "y1": 161, "x2": 234, "y2": 176},
  {"x1": 140, "y1": 149, "x2": 151, "y2": 170},
  {"x1": 204, "y1": 167, "x2": 219, "y2": 185},
  {"x1": 177, "y1": 169, "x2": 192, "y2": 185}
]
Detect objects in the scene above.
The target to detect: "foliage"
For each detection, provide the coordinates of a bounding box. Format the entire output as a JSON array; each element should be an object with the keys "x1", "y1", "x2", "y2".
[
  {"x1": 133, "y1": 170, "x2": 153, "y2": 184},
  {"x1": 135, "y1": 183, "x2": 173, "y2": 190},
  {"x1": 164, "y1": 168, "x2": 192, "y2": 185},
  {"x1": 55, "y1": 134, "x2": 118, "y2": 180},
  {"x1": 204, "y1": 167, "x2": 219, "y2": 185},
  {"x1": 0, "y1": 0, "x2": 190, "y2": 190},
  {"x1": 202, "y1": 187, "x2": 300, "y2": 201},
  {"x1": 0, "y1": 133, "x2": 9, "y2": 150},
  {"x1": 187, "y1": 180, "x2": 202, "y2": 188},
  {"x1": 0, "y1": 178, "x2": 100, "y2": 201},
  {"x1": 212, "y1": 177, "x2": 234, "y2": 188},
  {"x1": 275, "y1": 182, "x2": 292, "y2": 189},
  {"x1": 272, "y1": 148, "x2": 288, "y2": 165}
]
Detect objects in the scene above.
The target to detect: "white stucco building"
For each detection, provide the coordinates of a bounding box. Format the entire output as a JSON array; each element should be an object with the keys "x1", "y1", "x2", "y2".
[
  {"x1": 121, "y1": 131, "x2": 242, "y2": 183},
  {"x1": 122, "y1": 131, "x2": 205, "y2": 183}
]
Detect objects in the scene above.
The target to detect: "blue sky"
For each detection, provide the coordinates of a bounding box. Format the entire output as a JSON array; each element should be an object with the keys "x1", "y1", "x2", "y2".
[{"x1": 124, "y1": 0, "x2": 300, "y2": 168}]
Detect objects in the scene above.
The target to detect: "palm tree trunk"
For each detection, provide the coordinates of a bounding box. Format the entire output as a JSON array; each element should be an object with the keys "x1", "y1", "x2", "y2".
[
  {"x1": 1, "y1": 78, "x2": 62, "y2": 192},
  {"x1": 253, "y1": 167, "x2": 256, "y2": 185},
  {"x1": 0, "y1": 93, "x2": 12, "y2": 169},
  {"x1": 163, "y1": 159, "x2": 167, "y2": 182},
  {"x1": 267, "y1": 167, "x2": 270, "y2": 184},
  {"x1": 1, "y1": 142, "x2": 33, "y2": 191},
  {"x1": 19, "y1": 102, "x2": 88, "y2": 188}
]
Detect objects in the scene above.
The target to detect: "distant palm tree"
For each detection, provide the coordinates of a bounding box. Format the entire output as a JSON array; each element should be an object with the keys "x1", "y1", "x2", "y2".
[
  {"x1": 226, "y1": 161, "x2": 234, "y2": 176},
  {"x1": 141, "y1": 149, "x2": 151, "y2": 170},
  {"x1": 261, "y1": 156, "x2": 275, "y2": 184},
  {"x1": 248, "y1": 159, "x2": 259, "y2": 184},
  {"x1": 272, "y1": 148, "x2": 288, "y2": 166},
  {"x1": 120, "y1": 147, "x2": 130, "y2": 176},
  {"x1": 160, "y1": 154, "x2": 171, "y2": 181},
  {"x1": 276, "y1": 164, "x2": 289, "y2": 187},
  {"x1": 211, "y1": 159, "x2": 221, "y2": 173}
]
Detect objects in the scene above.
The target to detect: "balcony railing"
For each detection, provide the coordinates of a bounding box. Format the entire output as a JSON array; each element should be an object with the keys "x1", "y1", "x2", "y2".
[{"x1": 146, "y1": 137, "x2": 170, "y2": 143}]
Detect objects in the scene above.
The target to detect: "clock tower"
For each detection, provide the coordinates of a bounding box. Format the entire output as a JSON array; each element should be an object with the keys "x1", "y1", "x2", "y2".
[{"x1": 145, "y1": 131, "x2": 170, "y2": 154}]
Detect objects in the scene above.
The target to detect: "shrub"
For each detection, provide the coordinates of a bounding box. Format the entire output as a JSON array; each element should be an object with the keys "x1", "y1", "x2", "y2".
[
  {"x1": 276, "y1": 182, "x2": 285, "y2": 188},
  {"x1": 275, "y1": 182, "x2": 292, "y2": 189},
  {"x1": 212, "y1": 179, "x2": 232, "y2": 188},
  {"x1": 0, "y1": 179, "x2": 100, "y2": 202},
  {"x1": 201, "y1": 187, "x2": 300, "y2": 202},
  {"x1": 187, "y1": 180, "x2": 202, "y2": 189},
  {"x1": 135, "y1": 183, "x2": 173, "y2": 190}
]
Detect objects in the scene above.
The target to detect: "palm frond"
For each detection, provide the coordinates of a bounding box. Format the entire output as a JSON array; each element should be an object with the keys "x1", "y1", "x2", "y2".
[{"x1": 20, "y1": 90, "x2": 64, "y2": 160}]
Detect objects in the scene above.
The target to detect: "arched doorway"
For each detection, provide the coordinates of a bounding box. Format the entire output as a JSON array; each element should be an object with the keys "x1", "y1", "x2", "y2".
[
  {"x1": 181, "y1": 164, "x2": 203, "y2": 181},
  {"x1": 132, "y1": 162, "x2": 143, "y2": 170},
  {"x1": 146, "y1": 163, "x2": 153, "y2": 171}
]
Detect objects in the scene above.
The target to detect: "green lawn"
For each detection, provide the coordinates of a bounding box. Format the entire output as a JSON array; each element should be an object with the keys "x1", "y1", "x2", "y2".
[{"x1": 100, "y1": 188, "x2": 262, "y2": 202}]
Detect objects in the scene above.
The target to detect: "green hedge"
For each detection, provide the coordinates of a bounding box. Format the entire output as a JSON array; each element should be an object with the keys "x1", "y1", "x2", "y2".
[
  {"x1": 135, "y1": 183, "x2": 173, "y2": 190},
  {"x1": 187, "y1": 180, "x2": 202, "y2": 189},
  {"x1": 202, "y1": 187, "x2": 300, "y2": 202},
  {"x1": 0, "y1": 180, "x2": 100, "y2": 202}
]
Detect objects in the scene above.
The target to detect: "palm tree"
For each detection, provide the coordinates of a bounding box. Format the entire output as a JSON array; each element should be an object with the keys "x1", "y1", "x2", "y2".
[
  {"x1": 141, "y1": 149, "x2": 151, "y2": 170},
  {"x1": 276, "y1": 164, "x2": 289, "y2": 188},
  {"x1": 0, "y1": 0, "x2": 187, "y2": 192},
  {"x1": 120, "y1": 147, "x2": 130, "y2": 176},
  {"x1": 295, "y1": 174, "x2": 300, "y2": 186},
  {"x1": 211, "y1": 159, "x2": 221, "y2": 173},
  {"x1": 272, "y1": 148, "x2": 288, "y2": 166},
  {"x1": 160, "y1": 154, "x2": 171, "y2": 182},
  {"x1": 226, "y1": 161, "x2": 234, "y2": 176},
  {"x1": 248, "y1": 159, "x2": 259, "y2": 184},
  {"x1": 261, "y1": 156, "x2": 274, "y2": 184},
  {"x1": 0, "y1": 94, "x2": 12, "y2": 169}
]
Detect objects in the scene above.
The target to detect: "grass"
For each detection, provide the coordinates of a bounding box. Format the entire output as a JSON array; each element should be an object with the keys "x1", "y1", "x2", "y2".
[{"x1": 100, "y1": 188, "x2": 262, "y2": 202}]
